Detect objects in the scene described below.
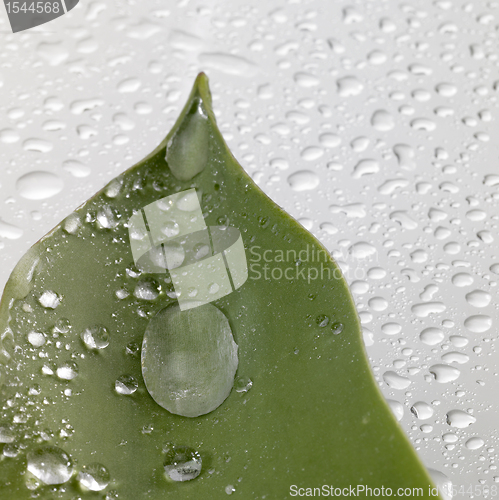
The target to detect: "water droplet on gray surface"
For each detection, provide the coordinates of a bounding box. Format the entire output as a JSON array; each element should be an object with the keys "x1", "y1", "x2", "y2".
[
  {"x1": 0, "y1": 129, "x2": 20, "y2": 144},
  {"x1": 381, "y1": 323, "x2": 401, "y2": 336},
  {"x1": 198, "y1": 53, "x2": 258, "y2": 77},
  {"x1": 113, "y1": 113, "x2": 136, "y2": 131},
  {"x1": 449, "y1": 336, "x2": 468, "y2": 348},
  {"x1": 393, "y1": 144, "x2": 416, "y2": 170},
  {"x1": 77, "y1": 37, "x2": 99, "y2": 54},
  {"x1": 441, "y1": 352, "x2": 469, "y2": 364},
  {"x1": 446, "y1": 410, "x2": 476, "y2": 428},
  {"x1": 77, "y1": 124, "x2": 98, "y2": 140},
  {"x1": 351, "y1": 281, "x2": 369, "y2": 295},
  {"x1": 117, "y1": 78, "x2": 142, "y2": 93},
  {"x1": 127, "y1": 20, "x2": 161, "y2": 39},
  {"x1": 465, "y1": 290, "x2": 491, "y2": 308},
  {"x1": 348, "y1": 242, "x2": 376, "y2": 260},
  {"x1": 300, "y1": 146, "x2": 323, "y2": 161},
  {"x1": 36, "y1": 42, "x2": 69, "y2": 66},
  {"x1": 390, "y1": 211, "x2": 418, "y2": 229},
  {"x1": 81, "y1": 325, "x2": 110, "y2": 349},
  {"x1": 378, "y1": 178, "x2": 409, "y2": 195},
  {"x1": 353, "y1": 159, "x2": 379, "y2": 178},
  {"x1": 320, "y1": 222, "x2": 337, "y2": 234},
  {"x1": 419, "y1": 284, "x2": 438, "y2": 301},
  {"x1": 43, "y1": 119, "x2": 66, "y2": 132},
  {"x1": 293, "y1": 72, "x2": 319, "y2": 87},
  {"x1": 411, "y1": 302, "x2": 446, "y2": 318},
  {"x1": 368, "y1": 297, "x2": 388, "y2": 312},
  {"x1": 410, "y1": 118, "x2": 436, "y2": 131},
  {"x1": 169, "y1": 30, "x2": 203, "y2": 51},
  {"x1": 23, "y1": 138, "x2": 53, "y2": 153},
  {"x1": 371, "y1": 110, "x2": 394, "y2": 131},
  {"x1": 452, "y1": 273, "x2": 474, "y2": 287},
  {"x1": 419, "y1": 327, "x2": 444, "y2": 345},
  {"x1": 70, "y1": 98, "x2": 104, "y2": 115},
  {"x1": 411, "y1": 402, "x2": 434, "y2": 420},
  {"x1": 16, "y1": 171, "x2": 64, "y2": 200},
  {"x1": 135, "y1": 102, "x2": 152, "y2": 115},
  {"x1": 287, "y1": 170, "x2": 319, "y2": 191},
  {"x1": 0, "y1": 219, "x2": 23, "y2": 239},
  {"x1": 63, "y1": 159, "x2": 91, "y2": 178},
  {"x1": 319, "y1": 133, "x2": 341, "y2": 148},
  {"x1": 383, "y1": 371, "x2": 411, "y2": 390},
  {"x1": 342, "y1": 6, "x2": 363, "y2": 23},
  {"x1": 337, "y1": 76, "x2": 363, "y2": 96},
  {"x1": 464, "y1": 315, "x2": 492, "y2": 333},
  {"x1": 367, "y1": 50, "x2": 387, "y2": 65},
  {"x1": 435, "y1": 83, "x2": 457, "y2": 97},
  {"x1": 429, "y1": 364, "x2": 460, "y2": 383},
  {"x1": 465, "y1": 437, "x2": 484, "y2": 450}
]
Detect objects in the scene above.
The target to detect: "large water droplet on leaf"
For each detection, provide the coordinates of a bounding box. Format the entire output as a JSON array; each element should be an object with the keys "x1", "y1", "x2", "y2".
[
  {"x1": 141, "y1": 303, "x2": 238, "y2": 417},
  {"x1": 165, "y1": 98, "x2": 209, "y2": 181}
]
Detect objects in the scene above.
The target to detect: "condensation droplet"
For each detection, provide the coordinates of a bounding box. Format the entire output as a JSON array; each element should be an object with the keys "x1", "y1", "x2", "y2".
[
  {"x1": 411, "y1": 402, "x2": 434, "y2": 420},
  {"x1": 371, "y1": 110, "x2": 394, "y2": 131},
  {"x1": 337, "y1": 76, "x2": 363, "y2": 96},
  {"x1": 446, "y1": 410, "x2": 476, "y2": 428},
  {"x1": 287, "y1": 170, "x2": 319, "y2": 191},
  {"x1": 383, "y1": 371, "x2": 411, "y2": 390},
  {"x1": 16, "y1": 171, "x2": 64, "y2": 200},
  {"x1": 81, "y1": 325, "x2": 110, "y2": 350},
  {"x1": 465, "y1": 290, "x2": 491, "y2": 308},
  {"x1": 464, "y1": 315, "x2": 492, "y2": 333},
  {"x1": 294, "y1": 72, "x2": 320, "y2": 87},
  {"x1": 465, "y1": 437, "x2": 484, "y2": 450},
  {"x1": 115, "y1": 375, "x2": 138, "y2": 395},
  {"x1": 429, "y1": 364, "x2": 460, "y2": 383},
  {"x1": 420, "y1": 327, "x2": 444, "y2": 345}
]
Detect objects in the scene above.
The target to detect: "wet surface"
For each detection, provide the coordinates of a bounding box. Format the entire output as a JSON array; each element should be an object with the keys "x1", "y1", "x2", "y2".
[{"x1": 0, "y1": 0, "x2": 498, "y2": 492}]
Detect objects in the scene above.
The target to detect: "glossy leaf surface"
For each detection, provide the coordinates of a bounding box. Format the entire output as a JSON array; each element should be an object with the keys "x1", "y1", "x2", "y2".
[{"x1": 0, "y1": 74, "x2": 439, "y2": 498}]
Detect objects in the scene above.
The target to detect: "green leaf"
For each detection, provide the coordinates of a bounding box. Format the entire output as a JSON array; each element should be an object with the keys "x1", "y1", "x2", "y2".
[{"x1": 0, "y1": 73, "x2": 440, "y2": 498}]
